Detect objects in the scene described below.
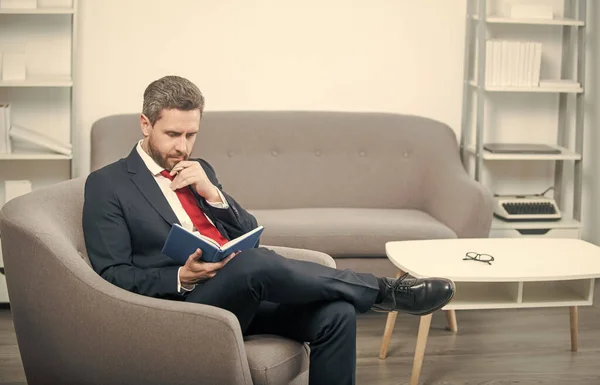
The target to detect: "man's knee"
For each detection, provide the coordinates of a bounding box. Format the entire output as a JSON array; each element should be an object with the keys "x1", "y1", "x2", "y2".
[
  {"x1": 226, "y1": 247, "x2": 284, "y2": 276},
  {"x1": 319, "y1": 301, "x2": 357, "y2": 334}
]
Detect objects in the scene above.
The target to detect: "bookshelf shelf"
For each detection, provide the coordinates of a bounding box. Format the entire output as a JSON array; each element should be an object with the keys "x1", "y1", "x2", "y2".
[
  {"x1": 0, "y1": 77, "x2": 73, "y2": 87},
  {"x1": 472, "y1": 15, "x2": 585, "y2": 26},
  {"x1": 0, "y1": 152, "x2": 72, "y2": 160},
  {"x1": 489, "y1": 216, "x2": 582, "y2": 239},
  {"x1": 464, "y1": 145, "x2": 581, "y2": 161},
  {"x1": 490, "y1": 216, "x2": 581, "y2": 230},
  {"x1": 468, "y1": 80, "x2": 583, "y2": 93},
  {"x1": 0, "y1": 8, "x2": 74, "y2": 15}
]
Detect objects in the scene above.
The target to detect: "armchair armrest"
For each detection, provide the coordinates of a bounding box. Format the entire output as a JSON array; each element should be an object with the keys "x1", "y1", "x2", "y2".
[
  {"x1": 263, "y1": 245, "x2": 336, "y2": 268},
  {"x1": 423, "y1": 165, "x2": 494, "y2": 238},
  {"x1": 6, "y1": 232, "x2": 254, "y2": 385}
]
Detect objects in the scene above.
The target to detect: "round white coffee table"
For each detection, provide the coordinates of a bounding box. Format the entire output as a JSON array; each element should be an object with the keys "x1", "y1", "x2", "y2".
[{"x1": 378, "y1": 238, "x2": 600, "y2": 385}]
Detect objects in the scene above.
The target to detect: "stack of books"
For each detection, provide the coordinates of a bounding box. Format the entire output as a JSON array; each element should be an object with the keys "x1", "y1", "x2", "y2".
[
  {"x1": 0, "y1": 103, "x2": 72, "y2": 156},
  {"x1": 476, "y1": 40, "x2": 543, "y2": 87}
]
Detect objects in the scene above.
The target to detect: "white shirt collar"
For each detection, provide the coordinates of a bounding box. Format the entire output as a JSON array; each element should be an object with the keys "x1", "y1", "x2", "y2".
[{"x1": 136, "y1": 139, "x2": 164, "y2": 176}]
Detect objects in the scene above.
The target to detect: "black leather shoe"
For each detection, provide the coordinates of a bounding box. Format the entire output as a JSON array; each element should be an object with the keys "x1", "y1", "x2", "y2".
[{"x1": 372, "y1": 273, "x2": 455, "y2": 315}]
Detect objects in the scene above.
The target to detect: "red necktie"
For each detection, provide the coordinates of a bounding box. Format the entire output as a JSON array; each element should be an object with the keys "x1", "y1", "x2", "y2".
[{"x1": 160, "y1": 170, "x2": 229, "y2": 246}]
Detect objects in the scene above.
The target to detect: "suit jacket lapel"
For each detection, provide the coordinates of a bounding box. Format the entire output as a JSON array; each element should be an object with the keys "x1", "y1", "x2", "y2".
[{"x1": 126, "y1": 147, "x2": 180, "y2": 226}]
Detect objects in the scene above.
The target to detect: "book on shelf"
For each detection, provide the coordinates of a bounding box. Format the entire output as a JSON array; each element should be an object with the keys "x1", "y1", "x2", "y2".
[
  {"x1": 0, "y1": 103, "x2": 10, "y2": 153},
  {"x1": 9, "y1": 124, "x2": 72, "y2": 156},
  {"x1": 476, "y1": 39, "x2": 542, "y2": 87}
]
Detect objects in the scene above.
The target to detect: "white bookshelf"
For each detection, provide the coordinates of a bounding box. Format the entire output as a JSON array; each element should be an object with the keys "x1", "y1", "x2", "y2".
[
  {"x1": 0, "y1": 0, "x2": 77, "y2": 303},
  {"x1": 460, "y1": 0, "x2": 587, "y2": 239}
]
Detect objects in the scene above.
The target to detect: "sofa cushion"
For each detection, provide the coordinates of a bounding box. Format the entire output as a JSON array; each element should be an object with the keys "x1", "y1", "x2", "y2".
[
  {"x1": 251, "y1": 208, "x2": 457, "y2": 257},
  {"x1": 244, "y1": 335, "x2": 309, "y2": 385}
]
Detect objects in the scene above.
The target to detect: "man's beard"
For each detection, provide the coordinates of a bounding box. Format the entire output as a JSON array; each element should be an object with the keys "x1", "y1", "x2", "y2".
[{"x1": 147, "y1": 137, "x2": 188, "y2": 171}]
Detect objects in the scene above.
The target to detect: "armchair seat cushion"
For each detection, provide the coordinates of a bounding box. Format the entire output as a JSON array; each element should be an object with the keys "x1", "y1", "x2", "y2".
[
  {"x1": 252, "y1": 208, "x2": 457, "y2": 257},
  {"x1": 244, "y1": 335, "x2": 309, "y2": 385}
]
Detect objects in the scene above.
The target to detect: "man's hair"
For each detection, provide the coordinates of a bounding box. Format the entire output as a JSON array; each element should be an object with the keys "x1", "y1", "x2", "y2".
[{"x1": 142, "y1": 75, "x2": 205, "y2": 125}]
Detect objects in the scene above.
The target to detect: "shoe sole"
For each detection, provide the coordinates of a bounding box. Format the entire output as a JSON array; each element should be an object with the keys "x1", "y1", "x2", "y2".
[{"x1": 402, "y1": 278, "x2": 456, "y2": 316}]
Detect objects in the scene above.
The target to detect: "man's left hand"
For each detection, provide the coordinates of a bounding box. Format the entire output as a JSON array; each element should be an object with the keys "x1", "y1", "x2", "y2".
[{"x1": 169, "y1": 161, "x2": 221, "y2": 202}]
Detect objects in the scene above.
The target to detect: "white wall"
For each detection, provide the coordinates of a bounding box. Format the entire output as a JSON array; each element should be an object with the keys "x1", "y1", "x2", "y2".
[
  {"x1": 74, "y1": 0, "x2": 467, "y2": 174},
  {"x1": 74, "y1": 0, "x2": 600, "y2": 243}
]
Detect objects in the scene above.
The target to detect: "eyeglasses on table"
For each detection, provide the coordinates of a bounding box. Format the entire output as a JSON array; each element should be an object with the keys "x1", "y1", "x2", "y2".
[{"x1": 463, "y1": 251, "x2": 494, "y2": 265}]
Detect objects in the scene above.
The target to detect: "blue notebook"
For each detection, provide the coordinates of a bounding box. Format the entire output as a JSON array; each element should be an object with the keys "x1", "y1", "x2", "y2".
[{"x1": 162, "y1": 224, "x2": 264, "y2": 264}]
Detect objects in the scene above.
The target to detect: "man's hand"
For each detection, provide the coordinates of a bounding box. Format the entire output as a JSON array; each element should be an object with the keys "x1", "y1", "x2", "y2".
[
  {"x1": 179, "y1": 248, "x2": 237, "y2": 285},
  {"x1": 169, "y1": 161, "x2": 221, "y2": 202}
]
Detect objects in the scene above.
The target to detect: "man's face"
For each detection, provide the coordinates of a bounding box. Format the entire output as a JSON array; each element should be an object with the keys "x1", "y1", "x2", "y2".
[{"x1": 140, "y1": 108, "x2": 201, "y2": 171}]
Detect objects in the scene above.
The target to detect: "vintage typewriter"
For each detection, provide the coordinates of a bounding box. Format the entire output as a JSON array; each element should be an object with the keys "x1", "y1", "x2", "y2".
[{"x1": 493, "y1": 195, "x2": 561, "y2": 222}]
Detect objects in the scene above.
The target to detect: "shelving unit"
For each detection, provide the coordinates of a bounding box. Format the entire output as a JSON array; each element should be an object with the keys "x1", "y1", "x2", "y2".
[
  {"x1": 0, "y1": 0, "x2": 77, "y2": 303},
  {"x1": 460, "y1": 0, "x2": 587, "y2": 239}
]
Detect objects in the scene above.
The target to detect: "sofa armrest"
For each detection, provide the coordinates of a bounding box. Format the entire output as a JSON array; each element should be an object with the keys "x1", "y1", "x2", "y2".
[
  {"x1": 423, "y1": 169, "x2": 494, "y2": 238},
  {"x1": 263, "y1": 245, "x2": 337, "y2": 268}
]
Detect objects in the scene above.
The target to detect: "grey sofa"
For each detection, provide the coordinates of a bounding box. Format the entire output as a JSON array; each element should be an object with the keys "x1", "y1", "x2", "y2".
[
  {"x1": 91, "y1": 111, "x2": 493, "y2": 277},
  {"x1": 0, "y1": 177, "x2": 336, "y2": 385}
]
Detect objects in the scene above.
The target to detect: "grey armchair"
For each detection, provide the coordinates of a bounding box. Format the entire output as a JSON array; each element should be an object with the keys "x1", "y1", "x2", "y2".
[{"x1": 0, "y1": 177, "x2": 336, "y2": 385}]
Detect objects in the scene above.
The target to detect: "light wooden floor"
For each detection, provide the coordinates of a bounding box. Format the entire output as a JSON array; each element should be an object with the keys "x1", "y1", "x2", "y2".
[{"x1": 1, "y1": 283, "x2": 600, "y2": 384}]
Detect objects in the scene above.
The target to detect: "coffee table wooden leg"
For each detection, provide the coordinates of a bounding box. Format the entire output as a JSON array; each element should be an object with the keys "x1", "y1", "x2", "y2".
[
  {"x1": 379, "y1": 310, "x2": 398, "y2": 359},
  {"x1": 570, "y1": 306, "x2": 578, "y2": 352},
  {"x1": 410, "y1": 313, "x2": 433, "y2": 385},
  {"x1": 446, "y1": 310, "x2": 457, "y2": 333},
  {"x1": 379, "y1": 270, "x2": 404, "y2": 359}
]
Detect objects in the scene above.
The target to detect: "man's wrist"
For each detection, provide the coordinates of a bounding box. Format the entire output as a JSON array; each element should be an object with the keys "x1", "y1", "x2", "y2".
[
  {"x1": 204, "y1": 185, "x2": 222, "y2": 203},
  {"x1": 177, "y1": 267, "x2": 196, "y2": 293}
]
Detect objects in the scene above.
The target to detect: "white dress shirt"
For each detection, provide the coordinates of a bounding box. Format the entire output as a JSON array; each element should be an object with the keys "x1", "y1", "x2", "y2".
[{"x1": 136, "y1": 140, "x2": 229, "y2": 293}]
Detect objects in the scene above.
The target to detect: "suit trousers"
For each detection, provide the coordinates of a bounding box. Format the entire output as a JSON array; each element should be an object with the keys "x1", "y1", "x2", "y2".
[{"x1": 184, "y1": 247, "x2": 381, "y2": 385}]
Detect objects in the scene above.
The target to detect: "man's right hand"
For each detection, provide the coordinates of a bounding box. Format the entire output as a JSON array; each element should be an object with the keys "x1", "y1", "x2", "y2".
[{"x1": 179, "y1": 248, "x2": 237, "y2": 285}]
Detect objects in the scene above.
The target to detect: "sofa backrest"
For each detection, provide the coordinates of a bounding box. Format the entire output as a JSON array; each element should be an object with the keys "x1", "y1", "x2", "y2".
[{"x1": 91, "y1": 111, "x2": 460, "y2": 210}]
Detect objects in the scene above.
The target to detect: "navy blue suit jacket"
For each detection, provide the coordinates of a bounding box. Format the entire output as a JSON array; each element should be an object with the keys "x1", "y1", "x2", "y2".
[{"x1": 82, "y1": 146, "x2": 259, "y2": 300}]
